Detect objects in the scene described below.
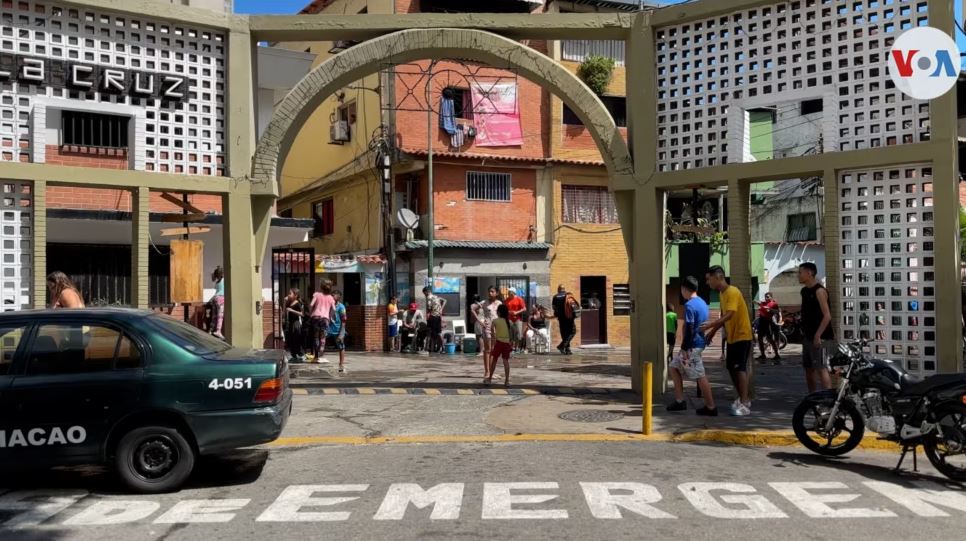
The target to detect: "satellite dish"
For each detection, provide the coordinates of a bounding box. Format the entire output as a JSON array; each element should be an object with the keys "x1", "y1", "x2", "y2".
[{"x1": 397, "y1": 208, "x2": 420, "y2": 230}]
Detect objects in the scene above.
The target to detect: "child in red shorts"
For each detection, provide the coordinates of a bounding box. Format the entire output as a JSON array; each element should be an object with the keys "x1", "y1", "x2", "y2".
[{"x1": 487, "y1": 304, "x2": 513, "y2": 387}]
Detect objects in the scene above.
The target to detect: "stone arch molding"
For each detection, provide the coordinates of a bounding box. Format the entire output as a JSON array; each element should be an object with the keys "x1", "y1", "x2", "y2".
[{"x1": 251, "y1": 28, "x2": 635, "y2": 195}]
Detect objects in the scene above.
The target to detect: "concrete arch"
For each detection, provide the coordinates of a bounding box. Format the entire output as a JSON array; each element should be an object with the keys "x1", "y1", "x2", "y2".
[{"x1": 251, "y1": 28, "x2": 635, "y2": 195}]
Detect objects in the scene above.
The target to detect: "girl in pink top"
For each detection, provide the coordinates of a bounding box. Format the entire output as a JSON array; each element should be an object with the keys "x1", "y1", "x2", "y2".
[{"x1": 309, "y1": 281, "x2": 336, "y2": 362}]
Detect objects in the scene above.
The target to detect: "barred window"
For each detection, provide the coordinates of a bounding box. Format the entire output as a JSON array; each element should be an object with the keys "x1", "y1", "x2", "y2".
[
  {"x1": 786, "y1": 212, "x2": 817, "y2": 242},
  {"x1": 62, "y1": 111, "x2": 129, "y2": 148},
  {"x1": 466, "y1": 171, "x2": 511, "y2": 202},
  {"x1": 613, "y1": 284, "x2": 631, "y2": 316},
  {"x1": 562, "y1": 185, "x2": 619, "y2": 224}
]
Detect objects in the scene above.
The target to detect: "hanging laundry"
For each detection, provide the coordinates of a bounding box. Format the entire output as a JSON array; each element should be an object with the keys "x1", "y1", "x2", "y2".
[
  {"x1": 450, "y1": 124, "x2": 465, "y2": 149},
  {"x1": 439, "y1": 88, "x2": 458, "y2": 135}
]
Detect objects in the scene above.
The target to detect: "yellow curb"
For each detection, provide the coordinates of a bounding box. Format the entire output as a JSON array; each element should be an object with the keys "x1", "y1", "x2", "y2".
[
  {"x1": 292, "y1": 388, "x2": 309, "y2": 395},
  {"x1": 269, "y1": 430, "x2": 902, "y2": 452},
  {"x1": 457, "y1": 389, "x2": 475, "y2": 395},
  {"x1": 489, "y1": 389, "x2": 508, "y2": 395},
  {"x1": 521, "y1": 389, "x2": 539, "y2": 395},
  {"x1": 322, "y1": 388, "x2": 340, "y2": 395},
  {"x1": 424, "y1": 389, "x2": 442, "y2": 396},
  {"x1": 390, "y1": 388, "x2": 408, "y2": 394},
  {"x1": 357, "y1": 388, "x2": 376, "y2": 395}
]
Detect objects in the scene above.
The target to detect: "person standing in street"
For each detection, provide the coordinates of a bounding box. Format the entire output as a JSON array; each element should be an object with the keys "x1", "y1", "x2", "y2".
[
  {"x1": 665, "y1": 303, "x2": 678, "y2": 360},
  {"x1": 481, "y1": 287, "x2": 503, "y2": 369},
  {"x1": 208, "y1": 267, "x2": 226, "y2": 339},
  {"x1": 284, "y1": 288, "x2": 305, "y2": 362},
  {"x1": 387, "y1": 295, "x2": 400, "y2": 353},
  {"x1": 423, "y1": 286, "x2": 446, "y2": 354},
  {"x1": 487, "y1": 304, "x2": 513, "y2": 387},
  {"x1": 667, "y1": 277, "x2": 717, "y2": 416},
  {"x1": 552, "y1": 285, "x2": 579, "y2": 355},
  {"x1": 309, "y1": 281, "x2": 336, "y2": 363},
  {"x1": 757, "y1": 292, "x2": 782, "y2": 364},
  {"x1": 326, "y1": 289, "x2": 348, "y2": 374},
  {"x1": 470, "y1": 294, "x2": 486, "y2": 357},
  {"x1": 701, "y1": 266, "x2": 754, "y2": 416},
  {"x1": 504, "y1": 287, "x2": 527, "y2": 352},
  {"x1": 799, "y1": 262, "x2": 834, "y2": 392}
]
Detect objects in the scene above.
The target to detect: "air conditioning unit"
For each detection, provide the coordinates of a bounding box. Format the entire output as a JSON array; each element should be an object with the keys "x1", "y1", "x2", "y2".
[{"x1": 329, "y1": 120, "x2": 350, "y2": 144}]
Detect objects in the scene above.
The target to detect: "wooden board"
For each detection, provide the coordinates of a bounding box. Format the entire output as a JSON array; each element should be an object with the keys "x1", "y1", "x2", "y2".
[
  {"x1": 170, "y1": 239, "x2": 204, "y2": 304},
  {"x1": 160, "y1": 192, "x2": 205, "y2": 214},
  {"x1": 159, "y1": 226, "x2": 211, "y2": 237}
]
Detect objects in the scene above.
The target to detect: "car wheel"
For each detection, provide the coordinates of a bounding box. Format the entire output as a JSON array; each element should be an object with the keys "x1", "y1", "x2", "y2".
[{"x1": 115, "y1": 426, "x2": 195, "y2": 494}]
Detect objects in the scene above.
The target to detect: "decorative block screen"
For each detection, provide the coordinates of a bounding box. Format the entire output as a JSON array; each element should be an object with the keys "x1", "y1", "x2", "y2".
[
  {"x1": 655, "y1": 0, "x2": 930, "y2": 171},
  {"x1": 0, "y1": 1, "x2": 226, "y2": 175},
  {"x1": 838, "y1": 165, "x2": 935, "y2": 376},
  {"x1": 0, "y1": 181, "x2": 31, "y2": 312}
]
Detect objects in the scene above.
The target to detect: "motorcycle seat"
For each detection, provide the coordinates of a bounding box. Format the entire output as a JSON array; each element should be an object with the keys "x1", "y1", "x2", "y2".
[{"x1": 902, "y1": 373, "x2": 966, "y2": 396}]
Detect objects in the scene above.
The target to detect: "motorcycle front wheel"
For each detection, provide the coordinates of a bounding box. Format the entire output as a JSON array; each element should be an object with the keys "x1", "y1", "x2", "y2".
[
  {"x1": 923, "y1": 404, "x2": 966, "y2": 481},
  {"x1": 792, "y1": 397, "x2": 865, "y2": 456}
]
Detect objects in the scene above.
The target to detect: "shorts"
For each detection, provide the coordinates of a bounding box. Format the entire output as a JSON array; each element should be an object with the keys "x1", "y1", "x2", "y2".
[
  {"x1": 512, "y1": 320, "x2": 524, "y2": 340},
  {"x1": 491, "y1": 340, "x2": 512, "y2": 360},
  {"x1": 428, "y1": 315, "x2": 443, "y2": 335},
  {"x1": 803, "y1": 341, "x2": 831, "y2": 369},
  {"x1": 670, "y1": 348, "x2": 706, "y2": 379},
  {"x1": 666, "y1": 332, "x2": 676, "y2": 347},
  {"x1": 388, "y1": 323, "x2": 399, "y2": 338},
  {"x1": 325, "y1": 334, "x2": 346, "y2": 351},
  {"x1": 725, "y1": 340, "x2": 752, "y2": 373}
]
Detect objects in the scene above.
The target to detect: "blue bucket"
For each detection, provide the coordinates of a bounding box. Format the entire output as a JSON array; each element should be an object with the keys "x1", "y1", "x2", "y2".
[{"x1": 445, "y1": 343, "x2": 457, "y2": 355}]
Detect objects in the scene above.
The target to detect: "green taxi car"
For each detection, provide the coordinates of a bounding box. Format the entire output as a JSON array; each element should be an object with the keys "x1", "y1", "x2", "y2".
[{"x1": 0, "y1": 308, "x2": 292, "y2": 493}]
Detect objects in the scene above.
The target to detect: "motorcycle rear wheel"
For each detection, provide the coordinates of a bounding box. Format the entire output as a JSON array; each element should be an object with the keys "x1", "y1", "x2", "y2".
[
  {"x1": 792, "y1": 398, "x2": 865, "y2": 456},
  {"x1": 923, "y1": 404, "x2": 966, "y2": 481}
]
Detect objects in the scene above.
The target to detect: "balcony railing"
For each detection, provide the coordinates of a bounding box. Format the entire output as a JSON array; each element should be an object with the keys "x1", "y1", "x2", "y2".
[{"x1": 561, "y1": 40, "x2": 625, "y2": 66}]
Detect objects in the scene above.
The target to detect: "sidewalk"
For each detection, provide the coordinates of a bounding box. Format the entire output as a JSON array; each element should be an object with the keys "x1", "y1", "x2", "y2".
[{"x1": 284, "y1": 346, "x2": 826, "y2": 441}]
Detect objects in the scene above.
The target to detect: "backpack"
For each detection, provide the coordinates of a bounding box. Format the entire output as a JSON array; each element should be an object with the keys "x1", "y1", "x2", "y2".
[{"x1": 564, "y1": 294, "x2": 581, "y2": 319}]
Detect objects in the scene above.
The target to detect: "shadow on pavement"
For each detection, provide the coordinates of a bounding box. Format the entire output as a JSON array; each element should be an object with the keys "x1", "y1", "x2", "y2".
[
  {"x1": 767, "y1": 450, "x2": 964, "y2": 487},
  {"x1": 0, "y1": 450, "x2": 269, "y2": 495}
]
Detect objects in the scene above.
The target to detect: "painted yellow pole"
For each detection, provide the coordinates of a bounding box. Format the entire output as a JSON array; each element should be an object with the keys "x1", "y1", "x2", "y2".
[{"x1": 643, "y1": 361, "x2": 653, "y2": 435}]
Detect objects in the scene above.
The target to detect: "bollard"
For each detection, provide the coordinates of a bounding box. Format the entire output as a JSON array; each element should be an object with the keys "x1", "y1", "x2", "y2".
[{"x1": 642, "y1": 361, "x2": 653, "y2": 435}]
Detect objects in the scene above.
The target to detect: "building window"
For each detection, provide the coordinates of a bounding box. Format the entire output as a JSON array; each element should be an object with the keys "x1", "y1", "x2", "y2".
[
  {"x1": 562, "y1": 185, "x2": 619, "y2": 224},
  {"x1": 61, "y1": 110, "x2": 130, "y2": 149},
  {"x1": 801, "y1": 98, "x2": 824, "y2": 115},
  {"x1": 563, "y1": 96, "x2": 627, "y2": 127},
  {"x1": 786, "y1": 212, "x2": 818, "y2": 242},
  {"x1": 466, "y1": 171, "x2": 511, "y2": 202},
  {"x1": 445, "y1": 87, "x2": 472, "y2": 119},
  {"x1": 313, "y1": 198, "x2": 334, "y2": 237},
  {"x1": 338, "y1": 101, "x2": 357, "y2": 125},
  {"x1": 613, "y1": 284, "x2": 631, "y2": 316}
]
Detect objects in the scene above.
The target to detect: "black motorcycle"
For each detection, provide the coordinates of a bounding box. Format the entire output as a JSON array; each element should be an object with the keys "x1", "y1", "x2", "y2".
[{"x1": 792, "y1": 340, "x2": 966, "y2": 480}]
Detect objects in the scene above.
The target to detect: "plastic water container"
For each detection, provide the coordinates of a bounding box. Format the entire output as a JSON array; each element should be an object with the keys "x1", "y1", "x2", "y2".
[{"x1": 445, "y1": 343, "x2": 457, "y2": 355}]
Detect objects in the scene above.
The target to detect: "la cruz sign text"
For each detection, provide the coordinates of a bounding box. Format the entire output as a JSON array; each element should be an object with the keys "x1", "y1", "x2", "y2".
[{"x1": 0, "y1": 53, "x2": 190, "y2": 102}]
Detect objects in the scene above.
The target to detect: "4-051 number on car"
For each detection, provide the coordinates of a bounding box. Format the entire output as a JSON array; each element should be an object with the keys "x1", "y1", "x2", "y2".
[{"x1": 209, "y1": 378, "x2": 253, "y2": 391}]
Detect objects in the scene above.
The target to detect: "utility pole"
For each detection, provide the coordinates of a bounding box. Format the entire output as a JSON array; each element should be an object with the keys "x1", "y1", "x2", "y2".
[{"x1": 425, "y1": 60, "x2": 438, "y2": 285}]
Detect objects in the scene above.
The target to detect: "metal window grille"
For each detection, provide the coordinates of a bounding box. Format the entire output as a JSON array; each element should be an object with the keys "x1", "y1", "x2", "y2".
[
  {"x1": 61, "y1": 111, "x2": 130, "y2": 149},
  {"x1": 562, "y1": 185, "x2": 619, "y2": 224},
  {"x1": 561, "y1": 40, "x2": 626, "y2": 66},
  {"x1": 786, "y1": 212, "x2": 817, "y2": 242},
  {"x1": 613, "y1": 284, "x2": 631, "y2": 316},
  {"x1": 466, "y1": 172, "x2": 511, "y2": 202}
]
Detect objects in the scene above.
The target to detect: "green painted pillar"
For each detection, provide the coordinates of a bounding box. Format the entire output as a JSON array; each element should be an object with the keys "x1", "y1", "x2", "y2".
[
  {"x1": 928, "y1": 0, "x2": 962, "y2": 373},
  {"x1": 223, "y1": 191, "x2": 260, "y2": 349},
  {"x1": 32, "y1": 180, "x2": 46, "y2": 309},
  {"x1": 132, "y1": 186, "x2": 150, "y2": 309},
  {"x1": 821, "y1": 167, "x2": 841, "y2": 340}
]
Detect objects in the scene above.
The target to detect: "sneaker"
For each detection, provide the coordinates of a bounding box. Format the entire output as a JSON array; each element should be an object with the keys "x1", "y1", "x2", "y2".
[
  {"x1": 317, "y1": 357, "x2": 331, "y2": 364},
  {"x1": 731, "y1": 403, "x2": 752, "y2": 416},
  {"x1": 213, "y1": 331, "x2": 225, "y2": 340},
  {"x1": 338, "y1": 366, "x2": 347, "y2": 374},
  {"x1": 666, "y1": 400, "x2": 687, "y2": 412},
  {"x1": 696, "y1": 406, "x2": 718, "y2": 416}
]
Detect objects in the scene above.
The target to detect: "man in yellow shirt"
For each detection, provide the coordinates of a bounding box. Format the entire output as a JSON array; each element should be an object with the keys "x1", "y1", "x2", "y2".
[{"x1": 700, "y1": 265, "x2": 754, "y2": 416}]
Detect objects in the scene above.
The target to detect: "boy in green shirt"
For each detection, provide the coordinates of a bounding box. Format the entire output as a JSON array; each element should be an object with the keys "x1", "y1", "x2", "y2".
[{"x1": 665, "y1": 303, "x2": 678, "y2": 360}]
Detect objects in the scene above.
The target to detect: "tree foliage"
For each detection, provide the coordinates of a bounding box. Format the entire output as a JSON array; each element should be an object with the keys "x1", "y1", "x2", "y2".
[{"x1": 577, "y1": 55, "x2": 616, "y2": 97}]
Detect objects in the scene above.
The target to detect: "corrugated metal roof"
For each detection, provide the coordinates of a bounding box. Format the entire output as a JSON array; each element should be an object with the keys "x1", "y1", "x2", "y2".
[{"x1": 403, "y1": 240, "x2": 553, "y2": 250}]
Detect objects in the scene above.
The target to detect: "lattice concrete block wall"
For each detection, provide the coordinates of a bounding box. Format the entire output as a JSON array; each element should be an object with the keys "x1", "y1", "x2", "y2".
[
  {"x1": 839, "y1": 164, "x2": 936, "y2": 376},
  {"x1": 656, "y1": 0, "x2": 930, "y2": 171},
  {"x1": 0, "y1": 1, "x2": 226, "y2": 175},
  {"x1": 0, "y1": 180, "x2": 31, "y2": 312}
]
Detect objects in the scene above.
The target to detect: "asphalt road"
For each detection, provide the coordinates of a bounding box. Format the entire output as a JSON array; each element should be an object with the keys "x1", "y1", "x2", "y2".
[{"x1": 2, "y1": 440, "x2": 964, "y2": 541}]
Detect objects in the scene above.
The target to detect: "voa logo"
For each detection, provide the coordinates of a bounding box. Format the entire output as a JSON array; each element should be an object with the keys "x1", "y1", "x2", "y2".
[{"x1": 889, "y1": 26, "x2": 960, "y2": 100}]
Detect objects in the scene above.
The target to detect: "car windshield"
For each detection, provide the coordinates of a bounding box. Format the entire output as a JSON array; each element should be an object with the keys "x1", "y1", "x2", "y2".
[{"x1": 148, "y1": 315, "x2": 231, "y2": 356}]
